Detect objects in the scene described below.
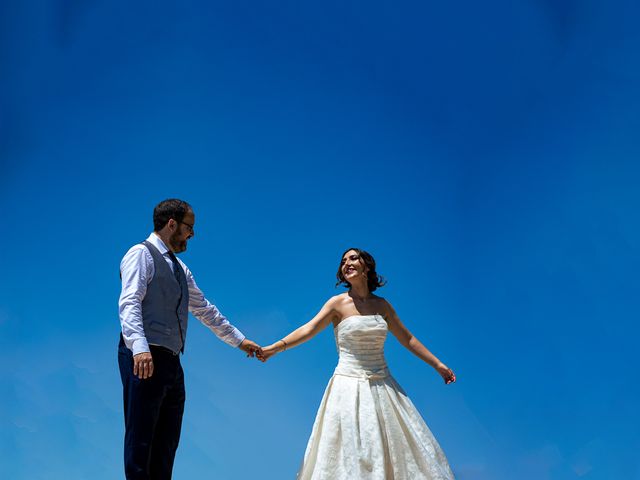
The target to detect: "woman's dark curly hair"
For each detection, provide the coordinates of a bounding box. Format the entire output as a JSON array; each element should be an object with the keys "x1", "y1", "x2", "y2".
[{"x1": 335, "y1": 248, "x2": 386, "y2": 292}]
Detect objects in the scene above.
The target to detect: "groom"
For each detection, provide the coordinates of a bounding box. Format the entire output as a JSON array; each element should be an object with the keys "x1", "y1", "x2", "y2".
[{"x1": 118, "y1": 198, "x2": 262, "y2": 479}]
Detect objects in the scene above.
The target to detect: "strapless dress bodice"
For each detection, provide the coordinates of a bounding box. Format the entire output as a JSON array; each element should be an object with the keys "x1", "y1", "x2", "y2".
[{"x1": 333, "y1": 314, "x2": 390, "y2": 380}]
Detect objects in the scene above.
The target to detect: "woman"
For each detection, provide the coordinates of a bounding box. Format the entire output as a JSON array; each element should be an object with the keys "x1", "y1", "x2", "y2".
[{"x1": 261, "y1": 248, "x2": 456, "y2": 479}]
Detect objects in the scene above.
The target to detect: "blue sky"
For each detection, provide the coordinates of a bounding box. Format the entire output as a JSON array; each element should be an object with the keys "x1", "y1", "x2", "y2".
[{"x1": 1, "y1": 1, "x2": 639, "y2": 479}]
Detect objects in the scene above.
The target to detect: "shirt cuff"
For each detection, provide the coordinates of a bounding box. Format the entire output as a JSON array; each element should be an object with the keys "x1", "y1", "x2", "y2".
[
  {"x1": 232, "y1": 333, "x2": 246, "y2": 348},
  {"x1": 131, "y1": 337, "x2": 150, "y2": 355}
]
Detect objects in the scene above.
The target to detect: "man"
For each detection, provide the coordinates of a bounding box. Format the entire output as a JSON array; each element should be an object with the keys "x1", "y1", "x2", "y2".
[{"x1": 118, "y1": 198, "x2": 261, "y2": 479}]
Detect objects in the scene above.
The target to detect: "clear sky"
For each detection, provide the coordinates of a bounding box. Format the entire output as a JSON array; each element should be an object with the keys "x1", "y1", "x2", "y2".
[{"x1": 1, "y1": 1, "x2": 639, "y2": 479}]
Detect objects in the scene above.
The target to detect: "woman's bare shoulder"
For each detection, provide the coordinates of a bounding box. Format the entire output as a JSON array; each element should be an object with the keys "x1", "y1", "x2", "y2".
[
  {"x1": 326, "y1": 293, "x2": 349, "y2": 307},
  {"x1": 373, "y1": 296, "x2": 395, "y2": 317}
]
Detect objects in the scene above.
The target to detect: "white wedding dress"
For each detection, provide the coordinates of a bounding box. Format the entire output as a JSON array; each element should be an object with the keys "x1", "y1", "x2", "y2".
[{"x1": 297, "y1": 315, "x2": 455, "y2": 480}]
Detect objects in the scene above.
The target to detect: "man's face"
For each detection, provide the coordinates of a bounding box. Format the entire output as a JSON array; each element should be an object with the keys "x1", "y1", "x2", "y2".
[{"x1": 169, "y1": 211, "x2": 195, "y2": 253}]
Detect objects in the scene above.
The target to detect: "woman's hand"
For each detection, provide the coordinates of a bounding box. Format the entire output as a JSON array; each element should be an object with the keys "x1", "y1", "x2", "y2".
[
  {"x1": 435, "y1": 363, "x2": 456, "y2": 384},
  {"x1": 259, "y1": 342, "x2": 284, "y2": 363}
]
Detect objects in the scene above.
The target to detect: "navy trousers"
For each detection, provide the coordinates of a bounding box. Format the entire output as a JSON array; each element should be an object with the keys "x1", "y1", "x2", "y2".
[{"x1": 118, "y1": 336, "x2": 186, "y2": 480}]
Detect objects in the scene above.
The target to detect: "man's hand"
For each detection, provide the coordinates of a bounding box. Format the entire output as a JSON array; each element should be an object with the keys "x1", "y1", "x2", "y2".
[
  {"x1": 239, "y1": 339, "x2": 263, "y2": 359},
  {"x1": 133, "y1": 352, "x2": 154, "y2": 379}
]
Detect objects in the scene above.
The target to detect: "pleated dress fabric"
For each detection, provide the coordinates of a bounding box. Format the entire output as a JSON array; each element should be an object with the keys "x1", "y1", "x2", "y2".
[{"x1": 297, "y1": 315, "x2": 455, "y2": 480}]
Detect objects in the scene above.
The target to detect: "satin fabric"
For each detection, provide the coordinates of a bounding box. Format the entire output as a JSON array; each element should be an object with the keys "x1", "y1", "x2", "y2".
[{"x1": 297, "y1": 315, "x2": 455, "y2": 480}]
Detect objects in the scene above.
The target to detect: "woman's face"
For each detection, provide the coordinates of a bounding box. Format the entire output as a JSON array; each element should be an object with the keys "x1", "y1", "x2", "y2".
[{"x1": 341, "y1": 250, "x2": 368, "y2": 284}]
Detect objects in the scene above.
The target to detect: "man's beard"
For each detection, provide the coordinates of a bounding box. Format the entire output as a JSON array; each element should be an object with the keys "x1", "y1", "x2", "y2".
[{"x1": 169, "y1": 232, "x2": 187, "y2": 253}]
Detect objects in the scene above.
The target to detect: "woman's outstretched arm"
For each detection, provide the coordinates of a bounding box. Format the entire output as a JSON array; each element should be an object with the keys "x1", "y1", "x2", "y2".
[
  {"x1": 259, "y1": 297, "x2": 338, "y2": 362},
  {"x1": 384, "y1": 301, "x2": 456, "y2": 384}
]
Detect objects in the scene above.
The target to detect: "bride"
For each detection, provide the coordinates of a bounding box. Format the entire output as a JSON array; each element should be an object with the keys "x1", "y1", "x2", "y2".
[{"x1": 260, "y1": 248, "x2": 456, "y2": 479}]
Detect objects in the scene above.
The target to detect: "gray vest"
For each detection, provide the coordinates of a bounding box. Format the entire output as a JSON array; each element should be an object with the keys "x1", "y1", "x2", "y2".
[{"x1": 141, "y1": 241, "x2": 189, "y2": 354}]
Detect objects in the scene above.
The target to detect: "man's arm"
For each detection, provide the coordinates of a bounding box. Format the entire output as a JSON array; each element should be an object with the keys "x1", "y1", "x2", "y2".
[
  {"x1": 119, "y1": 246, "x2": 154, "y2": 378},
  {"x1": 183, "y1": 263, "x2": 261, "y2": 356}
]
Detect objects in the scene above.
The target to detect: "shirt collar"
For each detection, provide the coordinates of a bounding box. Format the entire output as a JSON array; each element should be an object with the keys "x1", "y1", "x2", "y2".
[{"x1": 148, "y1": 232, "x2": 171, "y2": 255}]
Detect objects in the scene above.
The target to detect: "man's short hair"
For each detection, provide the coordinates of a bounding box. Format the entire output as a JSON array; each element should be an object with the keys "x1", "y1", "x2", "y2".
[{"x1": 153, "y1": 199, "x2": 192, "y2": 231}]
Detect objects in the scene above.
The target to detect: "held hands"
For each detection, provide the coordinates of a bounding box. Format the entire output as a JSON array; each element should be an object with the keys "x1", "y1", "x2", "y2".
[
  {"x1": 239, "y1": 339, "x2": 263, "y2": 359},
  {"x1": 257, "y1": 341, "x2": 286, "y2": 363},
  {"x1": 435, "y1": 363, "x2": 456, "y2": 385}
]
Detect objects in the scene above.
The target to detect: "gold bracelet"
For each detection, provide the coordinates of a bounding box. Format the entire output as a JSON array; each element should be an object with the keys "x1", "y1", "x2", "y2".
[{"x1": 279, "y1": 339, "x2": 288, "y2": 352}]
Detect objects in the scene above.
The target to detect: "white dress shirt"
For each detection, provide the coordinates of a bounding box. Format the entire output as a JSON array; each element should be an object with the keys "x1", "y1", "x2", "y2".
[{"x1": 119, "y1": 233, "x2": 246, "y2": 355}]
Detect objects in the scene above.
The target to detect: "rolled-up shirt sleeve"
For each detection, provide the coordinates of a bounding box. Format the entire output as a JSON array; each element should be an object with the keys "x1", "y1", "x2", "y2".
[
  {"x1": 183, "y1": 263, "x2": 246, "y2": 348},
  {"x1": 119, "y1": 246, "x2": 151, "y2": 355}
]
